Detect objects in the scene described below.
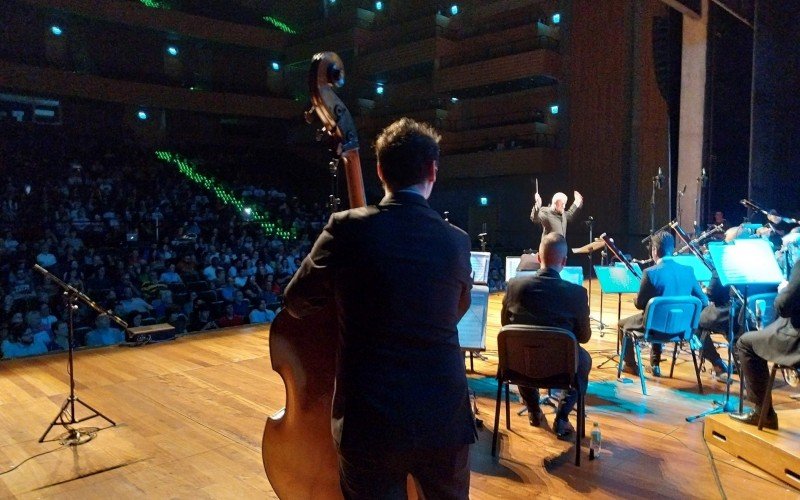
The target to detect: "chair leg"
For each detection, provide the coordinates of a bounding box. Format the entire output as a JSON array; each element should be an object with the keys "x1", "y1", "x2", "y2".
[
  {"x1": 739, "y1": 363, "x2": 746, "y2": 414},
  {"x1": 575, "y1": 389, "x2": 583, "y2": 466},
  {"x1": 690, "y1": 347, "x2": 703, "y2": 394},
  {"x1": 505, "y1": 382, "x2": 511, "y2": 431},
  {"x1": 492, "y1": 380, "x2": 503, "y2": 456},
  {"x1": 617, "y1": 335, "x2": 628, "y2": 378},
  {"x1": 758, "y1": 365, "x2": 779, "y2": 430},
  {"x1": 634, "y1": 341, "x2": 647, "y2": 395},
  {"x1": 669, "y1": 342, "x2": 678, "y2": 379}
]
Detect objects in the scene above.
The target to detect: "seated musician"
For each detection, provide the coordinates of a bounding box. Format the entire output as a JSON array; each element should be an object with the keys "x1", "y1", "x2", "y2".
[
  {"x1": 501, "y1": 233, "x2": 591, "y2": 439},
  {"x1": 757, "y1": 209, "x2": 799, "y2": 251},
  {"x1": 619, "y1": 231, "x2": 708, "y2": 376},
  {"x1": 731, "y1": 262, "x2": 800, "y2": 429},
  {"x1": 698, "y1": 226, "x2": 776, "y2": 381}
]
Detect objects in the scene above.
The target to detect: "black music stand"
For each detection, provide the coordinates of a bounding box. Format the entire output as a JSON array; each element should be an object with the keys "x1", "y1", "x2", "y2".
[
  {"x1": 593, "y1": 263, "x2": 641, "y2": 368},
  {"x1": 685, "y1": 239, "x2": 783, "y2": 421}
]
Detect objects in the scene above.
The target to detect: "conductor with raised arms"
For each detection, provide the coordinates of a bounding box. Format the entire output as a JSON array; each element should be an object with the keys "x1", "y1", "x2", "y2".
[
  {"x1": 531, "y1": 188, "x2": 584, "y2": 237},
  {"x1": 284, "y1": 118, "x2": 475, "y2": 499}
]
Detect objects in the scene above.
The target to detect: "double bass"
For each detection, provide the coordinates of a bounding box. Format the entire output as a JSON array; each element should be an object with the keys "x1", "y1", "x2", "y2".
[{"x1": 261, "y1": 52, "x2": 417, "y2": 499}]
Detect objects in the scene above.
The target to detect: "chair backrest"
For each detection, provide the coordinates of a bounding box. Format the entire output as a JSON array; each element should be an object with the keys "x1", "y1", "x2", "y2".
[
  {"x1": 643, "y1": 296, "x2": 702, "y2": 342},
  {"x1": 497, "y1": 325, "x2": 577, "y2": 389},
  {"x1": 746, "y1": 292, "x2": 778, "y2": 328}
]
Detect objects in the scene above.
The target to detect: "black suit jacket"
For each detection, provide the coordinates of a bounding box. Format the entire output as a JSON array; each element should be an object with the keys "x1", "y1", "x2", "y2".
[
  {"x1": 754, "y1": 263, "x2": 800, "y2": 366},
  {"x1": 284, "y1": 190, "x2": 475, "y2": 452},
  {"x1": 501, "y1": 267, "x2": 591, "y2": 343}
]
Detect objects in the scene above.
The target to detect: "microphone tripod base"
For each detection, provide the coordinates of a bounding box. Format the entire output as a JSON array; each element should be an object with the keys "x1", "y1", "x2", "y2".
[
  {"x1": 685, "y1": 398, "x2": 739, "y2": 423},
  {"x1": 58, "y1": 427, "x2": 98, "y2": 446}
]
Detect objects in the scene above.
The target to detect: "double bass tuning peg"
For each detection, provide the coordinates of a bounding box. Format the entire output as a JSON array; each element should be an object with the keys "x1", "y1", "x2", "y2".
[{"x1": 304, "y1": 108, "x2": 316, "y2": 125}]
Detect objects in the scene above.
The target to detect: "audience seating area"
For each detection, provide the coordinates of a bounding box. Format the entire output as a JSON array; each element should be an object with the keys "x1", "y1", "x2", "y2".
[{"x1": 0, "y1": 123, "x2": 330, "y2": 358}]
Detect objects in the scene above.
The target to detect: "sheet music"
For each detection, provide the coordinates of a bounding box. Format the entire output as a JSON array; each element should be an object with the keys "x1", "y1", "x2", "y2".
[
  {"x1": 671, "y1": 255, "x2": 713, "y2": 284},
  {"x1": 505, "y1": 256, "x2": 521, "y2": 282},
  {"x1": 560, "y1": 266, "x2": 584, "y2": 286},
  {"x1": 707, "y1": 239, "x2": 783, "y2": 287},
  {"x1": 458, "y1": 285, "x2": 489, "y2": 350},
  {"x1": 470, "y1": 251, "x2": 491, "y2": 285},
  {"x1": 594, "y1": 263, "x2": 641, "y2": 294}
]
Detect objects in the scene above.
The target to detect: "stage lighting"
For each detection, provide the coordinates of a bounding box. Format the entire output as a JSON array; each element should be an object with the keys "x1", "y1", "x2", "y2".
[
  {"x1": 450, "y1": 97, "x2": 459, "y2": 103},
  {"x1": 375, "y1": 1, "x2": 383, "y2": 11},
  {"x1": 550, "y1": 105, "x2": 559, "y2": 115},
  {"x1": 50, "y1": 25, "x2": 63, "y2": 36},
  {"x1": 450, "y1": 5, "x2": 459, "y2": 15},
  {"x1": 137, "y1": 110, "x2": 148, "y2": 120},
  {"x1": 376, "y1": 83, "x2": 384, "y2": 95},
  {"x1": 552, "y1": 13, "x2": 561, "y2": 25},
  {"x1": 271, "y1": 61, "x2": 281, "y2": 71},
  {"x1": 166, "y1": 46, "x2": 179, "y2": 57},
  {"x1": 480, "y1": 196, "x2": 488, "y2": 206}
]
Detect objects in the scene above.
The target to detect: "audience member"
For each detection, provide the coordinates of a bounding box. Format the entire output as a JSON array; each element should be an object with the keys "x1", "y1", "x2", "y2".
[
  {"x1": 86, "y1": 314, "x2": 125, "y2": 347},
  {"x1": 249, "y1": 299, "x2": 276, "y2": 324}
]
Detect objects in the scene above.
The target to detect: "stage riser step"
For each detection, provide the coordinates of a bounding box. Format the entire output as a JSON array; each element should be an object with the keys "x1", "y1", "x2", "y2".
[{"x1": 704, "y1": 410, "x2": 800, "y2": 489}]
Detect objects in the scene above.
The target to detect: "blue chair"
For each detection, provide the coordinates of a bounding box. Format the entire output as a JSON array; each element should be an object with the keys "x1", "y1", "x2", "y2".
[
  {"x1": 492, "y1": 325, "x2": 585, "y2": 465},
  {"x1": 617, "y1": 296, "x2": 703, "y2": 395}
]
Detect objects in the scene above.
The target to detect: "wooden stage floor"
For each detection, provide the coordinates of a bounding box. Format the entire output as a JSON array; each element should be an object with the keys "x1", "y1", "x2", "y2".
[{"x1": 1, "y1": 282, "x2": 799, "y2": 499}]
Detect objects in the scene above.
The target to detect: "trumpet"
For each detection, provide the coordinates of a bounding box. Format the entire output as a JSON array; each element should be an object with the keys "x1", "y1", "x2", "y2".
[{"x1": 674, "y1": 224, "x2": 724, "y2": 255}]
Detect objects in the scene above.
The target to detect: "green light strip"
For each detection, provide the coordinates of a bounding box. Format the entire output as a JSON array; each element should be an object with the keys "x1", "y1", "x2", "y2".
[
  {"x1": 155, "y1": 151, "x2": 297, "y2": 240},
  {"x1": 263, "y1": 15, "x2": 297, "y2": 34},
  {"x1": 138, "y1": 0, "x2": 170, "y2": 9}
]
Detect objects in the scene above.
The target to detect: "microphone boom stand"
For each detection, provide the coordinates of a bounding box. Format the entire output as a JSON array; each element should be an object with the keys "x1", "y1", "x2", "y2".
[
  {"x1": 585, "y1": 217, "x2": 605, "y2": 330},
  {"x1": 34, "y1": 264, "x2": 118, "y2": 444}
]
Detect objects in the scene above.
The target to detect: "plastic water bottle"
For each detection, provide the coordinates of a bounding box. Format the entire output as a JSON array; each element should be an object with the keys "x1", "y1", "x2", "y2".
[
  {"x1": 755, "y1": 299, "x2": 766, "y2": 330},
  {"x1": 589, "y1": 421, "x2": 602, "y2": 460}
]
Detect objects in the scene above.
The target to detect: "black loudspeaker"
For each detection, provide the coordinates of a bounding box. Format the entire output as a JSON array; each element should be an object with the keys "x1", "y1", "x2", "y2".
[{"x1": 651, "y1": 15, "x2": 676, "y2": 108}]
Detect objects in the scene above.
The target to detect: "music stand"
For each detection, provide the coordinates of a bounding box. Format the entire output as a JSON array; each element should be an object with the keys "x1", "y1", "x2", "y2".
[
  {"x1": 685, "y1": 239, "x2": 783, "y2": 421},
  {"x1": 593, "y1": 263, "x2": 641, "y2": 368},
  {"x1": 572, "y1": 238, "x2": 606, "y2": 330}
]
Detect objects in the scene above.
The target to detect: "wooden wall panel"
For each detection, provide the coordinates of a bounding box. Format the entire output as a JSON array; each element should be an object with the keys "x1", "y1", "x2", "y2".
[
  {"x1": 435, "y1": 50, "x2": 560, "y2": 92},
  {"x1": 564, "y1": 0, "x2": 669, "y2": 251}
]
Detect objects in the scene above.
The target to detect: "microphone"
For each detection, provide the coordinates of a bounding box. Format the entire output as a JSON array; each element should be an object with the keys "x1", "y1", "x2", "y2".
[
  {"x1": 699, "y1": 168, "x2": 708, "y2": 187},
  {"x1": 584, "y1": 216, "x2": 594, "y2": 226},
  {"x1": 478, "y1": 232, "x2": 487, "y2": 237},
  {"x1": 655, "y1": 167, "x2": 665, "y2": 189}
]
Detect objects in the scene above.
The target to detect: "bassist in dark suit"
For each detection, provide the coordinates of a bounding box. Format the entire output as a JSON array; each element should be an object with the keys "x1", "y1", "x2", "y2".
[{"x1": 284, "y1": 118, "x2": 475, "y2": 499}]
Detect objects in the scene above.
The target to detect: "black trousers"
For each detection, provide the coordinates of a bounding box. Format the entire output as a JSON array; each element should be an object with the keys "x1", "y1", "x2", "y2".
[
  {"x1": 339, "y1": 444, "x2": 470, "y2": 500},
  {"x1": 519, "y1": 346, "x2": 591, "y2": 421},
  {"x1": 736, "y1": 329, "x2": 772, "y2": 407}
]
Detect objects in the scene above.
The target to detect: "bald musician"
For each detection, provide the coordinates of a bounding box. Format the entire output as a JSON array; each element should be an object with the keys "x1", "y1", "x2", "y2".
[{"x1": 502, "y1": 233, "x2": 592, "y2": 439}]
